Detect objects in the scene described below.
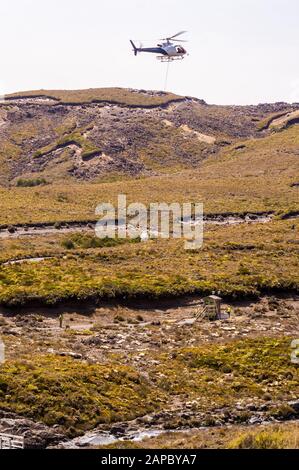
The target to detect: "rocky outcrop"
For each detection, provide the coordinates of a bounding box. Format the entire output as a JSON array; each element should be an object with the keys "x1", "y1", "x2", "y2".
[{"x1": 0, "y1": 411, "x2": 65, "y2": 449}]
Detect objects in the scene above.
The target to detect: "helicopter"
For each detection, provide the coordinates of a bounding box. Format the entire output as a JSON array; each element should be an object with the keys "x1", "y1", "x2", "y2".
[{"x1": 130, "y1": 31, "x2": 188, "y2": 62}]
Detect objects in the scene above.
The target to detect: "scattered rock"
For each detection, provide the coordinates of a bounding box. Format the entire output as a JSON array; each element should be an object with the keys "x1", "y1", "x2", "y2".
[{"x1": 55, "y1": 351, "x2": 83, "y2": 359}]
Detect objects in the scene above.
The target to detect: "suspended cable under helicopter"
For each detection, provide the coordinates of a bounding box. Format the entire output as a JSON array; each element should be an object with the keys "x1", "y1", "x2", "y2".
[
  {"x1": 130, "y1": 31, "x2": 188, "y2": 92},
  {"x1": 164, "y1": 61, "x2": 170, "y2": 92}
]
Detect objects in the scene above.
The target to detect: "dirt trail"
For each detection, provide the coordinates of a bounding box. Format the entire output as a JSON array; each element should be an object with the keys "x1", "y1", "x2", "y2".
[
  {"x1": 270, "y1": 110, "x2": 299, "y2": 129},
  {"x1": 180, "y1": 124, "x2": 216, "y2": 144}
]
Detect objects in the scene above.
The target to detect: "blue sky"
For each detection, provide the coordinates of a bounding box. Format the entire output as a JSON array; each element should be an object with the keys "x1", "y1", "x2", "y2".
[{"x1": 1, "y1": 0, "x2": 299, "y2": 104}]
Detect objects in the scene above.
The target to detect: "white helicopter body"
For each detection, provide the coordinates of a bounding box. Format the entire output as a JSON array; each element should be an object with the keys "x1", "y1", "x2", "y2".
[{"x1": 130, "y1": 31, "x2": 188, "y2": 62}]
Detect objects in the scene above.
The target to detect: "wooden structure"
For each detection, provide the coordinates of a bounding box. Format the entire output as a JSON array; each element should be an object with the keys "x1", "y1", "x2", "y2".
[
  {"x1": 0, "y1": 337, "x2": 4, "y2": 364},
  {"x1": 196, "y1": 295, "x2": 223, "y2": 321},
  {"x1": 0, "y1": 433, "x2": 24, "y2": 449}
]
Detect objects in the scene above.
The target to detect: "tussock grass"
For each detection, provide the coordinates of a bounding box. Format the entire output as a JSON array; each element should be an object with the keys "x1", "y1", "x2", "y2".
[
  {"x1": 0, "y1": 219, "x2": 298, "y2": 306},
  {"x1": 152, "y1": 337, "x2": 298, "y2": 408},
  {"x1": 16, "y1": 177, "x2": 47, "y2": 187},
  {"x1": 229, "y1": 429, "x2": 291, "y2": 449},
  {"x1": 103, "y1": 423, "x2": 299, "y2": 449},
  {"x1": 0, "y1": 356, "x2": 165, "y2": 436},
  {"x1": 1, "y1": 337, "x2": 297, "y2": 439}
]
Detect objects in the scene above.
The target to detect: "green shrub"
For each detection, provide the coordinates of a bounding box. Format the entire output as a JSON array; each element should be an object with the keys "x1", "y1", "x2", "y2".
[
  {"x1": 16, "y1": 178, "x2": 47, "y2": 187},
  {"x1": 0, "y1": 355, "x2": 165, "y2": 435},
  {"x1": 229, "y1": 430, "x2": 286, "y2": 449},
  {"x1": 61, "y1": 239, "x2": 75, "y2": 250},
  {"x1": 60, "y1": 234, "x2": 140, "y2": 250}
]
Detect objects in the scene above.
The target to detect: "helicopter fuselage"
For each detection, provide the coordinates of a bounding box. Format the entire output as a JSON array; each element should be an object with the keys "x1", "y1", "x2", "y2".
[
  {"x1": 130, "y1": 40, "x2": 187, "y2": 59},
  {"x1": 159, "y1": 42, "x2": 187, "y2": 57}
]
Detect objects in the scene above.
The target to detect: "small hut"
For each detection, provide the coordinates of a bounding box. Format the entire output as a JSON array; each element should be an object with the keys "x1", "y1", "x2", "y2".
[{"x1": 196, "y1": 295, "x2": 223, "y2": 321}]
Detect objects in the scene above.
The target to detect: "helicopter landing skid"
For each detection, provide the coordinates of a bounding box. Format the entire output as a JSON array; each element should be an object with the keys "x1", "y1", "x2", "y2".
[{"x1": 157, "y1": 56, "x2": 184, "y2": 63}]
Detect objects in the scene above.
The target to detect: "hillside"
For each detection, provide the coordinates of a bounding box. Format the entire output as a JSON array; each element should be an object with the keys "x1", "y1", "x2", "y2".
[
  {"x1": 0, "y1": 88, "x2": 298, "y2": 304},
  {"x1": 1, "y1": 88, "x2": 298, "y2": 187},
  {"x1": 0, "y1": 88, "x2": 299, "y2": 449}
]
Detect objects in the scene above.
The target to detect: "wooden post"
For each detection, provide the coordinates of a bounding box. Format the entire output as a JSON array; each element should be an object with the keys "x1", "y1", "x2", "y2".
[{"x1": 0, "y1": 337, "x2": 5, "y2": 364}]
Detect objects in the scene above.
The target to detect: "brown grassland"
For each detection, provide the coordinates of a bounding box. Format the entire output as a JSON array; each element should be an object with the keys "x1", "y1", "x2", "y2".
[
  {"x1": 0, "y1": 219, "x2": 298, "y2": 306},
  {"x1": 0, "y1": 125, "x2": 298, "y2": 225},
  {"x1": 0, "y1": 337, "x2": 298, "y2": 436}
]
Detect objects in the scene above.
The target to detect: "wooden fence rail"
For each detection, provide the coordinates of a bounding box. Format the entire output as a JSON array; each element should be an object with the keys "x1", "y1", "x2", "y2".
[{"x1": 0, "y1": 433, "x2": 24, "y2": 449}]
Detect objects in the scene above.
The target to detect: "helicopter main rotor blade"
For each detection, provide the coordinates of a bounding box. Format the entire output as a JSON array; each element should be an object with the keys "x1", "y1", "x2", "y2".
[
  {"x1": 159, "y1": 31, "x2": 188, "y2": 41},
  {"x1": 169, "y1": 30, "x2": 187, "y2": 39}
]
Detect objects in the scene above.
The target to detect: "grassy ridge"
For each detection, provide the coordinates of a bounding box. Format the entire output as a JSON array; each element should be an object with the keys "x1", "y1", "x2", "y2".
[{"x1": 5, "y1": 88, "x2": 184, "y2": 107}]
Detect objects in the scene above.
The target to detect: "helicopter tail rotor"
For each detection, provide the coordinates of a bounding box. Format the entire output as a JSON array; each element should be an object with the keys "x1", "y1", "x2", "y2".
[{"x1": 130, "y1": 40, "x2": 138, "y2": 56}]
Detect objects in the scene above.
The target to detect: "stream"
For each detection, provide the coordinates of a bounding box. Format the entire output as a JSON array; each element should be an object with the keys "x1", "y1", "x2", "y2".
[
  {"x1": 1, "y1": 212, "x2": 298, "y2": 267},
  {"x1": 0, "y1": 212, "x2": 285, "y2": 240},
  {"x1": 60, "y1": 429, "x2": 167, "y2": 449},
  {"x1": 58, "y1": 414, "x2": 299, "y2": 449}
]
